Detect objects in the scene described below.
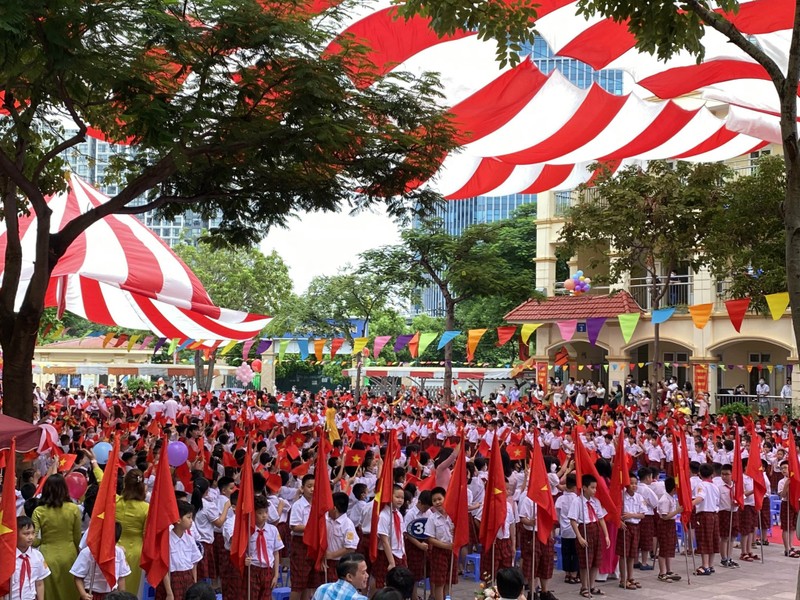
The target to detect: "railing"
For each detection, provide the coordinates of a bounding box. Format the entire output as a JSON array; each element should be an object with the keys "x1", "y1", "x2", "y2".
[
  {"x1": 628, "y1": 275, "x2": 693, "y2": 310},
  {"x1": 554, "y1": 281, "x2": 610, "y2": 296},
  {"x1": 553, "y1": 187, "x2": 608, "y2": 218},
  {"x1": 715, "y1": 393, "x2": 791, "y2": 414}
]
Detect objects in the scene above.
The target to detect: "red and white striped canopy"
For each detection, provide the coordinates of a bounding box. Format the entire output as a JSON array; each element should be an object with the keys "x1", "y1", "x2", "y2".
[
  {"x1": 0, "y1": 175, "x2": 270, "y2": 343},
  {"x1": 83, "y1": 0, "x2": 790, "y2": 198}
]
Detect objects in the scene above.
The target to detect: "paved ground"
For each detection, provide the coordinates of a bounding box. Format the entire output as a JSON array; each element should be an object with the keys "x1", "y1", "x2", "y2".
[{"x1": 444, "y1": 544, "x2": 799, "y2": 600}]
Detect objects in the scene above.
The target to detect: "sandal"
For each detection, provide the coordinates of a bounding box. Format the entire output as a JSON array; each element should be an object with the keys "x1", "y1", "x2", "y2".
[
  {"x1": 739, "y1": 554, "x2": 754, "y2": 562},
  {"x1": 695, "y1": 567, "x2": 711, "y2": 576},
  {"x1": 657, "y1": 574, "x2": 673, "y2": 583},
  {"x1": 579, "y1": 589, "x2": 591, "y2": 598},
  {"x1": 568, "y1": 577, "x2": 581, "y2": 585},
  {"x1": 631, "y1": 580, "x2": 641, "y2": 588},
  {"x1": 619, "y1": 581, "x2": 636, "y2": 590},
  {"x1": 788, "y1": 549, "x2": 800, "y2": 558},
  {"x1": 589, "y1": 589, "x2": 605, "y2": 596}
]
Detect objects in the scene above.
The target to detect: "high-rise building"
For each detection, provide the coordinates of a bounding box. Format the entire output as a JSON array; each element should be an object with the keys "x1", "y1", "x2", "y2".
[
  {"x1": 64, "y1": 134, "x2": 220, "y2": 247},
  {"x1": 415, "y1": 38, "x2": 624, "y2": 314}
]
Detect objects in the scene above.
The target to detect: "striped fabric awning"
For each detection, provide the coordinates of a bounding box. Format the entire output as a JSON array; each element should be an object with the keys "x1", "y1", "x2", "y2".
[{"x1": 0, "y1": 175, "x2": 270, "y2": 344}]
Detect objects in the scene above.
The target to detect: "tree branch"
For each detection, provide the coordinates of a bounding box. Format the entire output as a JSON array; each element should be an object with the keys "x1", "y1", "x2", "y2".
[
  {"x1": 115, "y1": 193, "x2": 215, "y2": 215},
  {"x1": 0, "y1": 148, "x2": 48, "y2": 216}
]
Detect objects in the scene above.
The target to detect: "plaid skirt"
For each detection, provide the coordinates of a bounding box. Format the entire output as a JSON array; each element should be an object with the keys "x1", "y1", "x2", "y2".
[
  {"x1": 759, "y1": 500, "x2": 771, "y2": 532},
  {"x1": 156, "y1": 570, "x2": 194, "y2": 600},
  {"x1": 665, "y1": 461, "x2": 674, "y2": 479},
  {"x1": 468, "y1": 516, "x2": 480, "y2": 546},
  {"x1": 250, "y1": 565, "x2": 274, "y2": 600},
  {"x1": 519, "y1": 528, "x2": 535, "y2": 580},
  {"x1": 718, "y1": 510, "x2": 740, "y2": 538},
  {"x1": 740, "y1": 506, "x2": 756, "y2": 535},
  {"x1": 371, "y1": 550, "x2": 405, "y2": 589},
  {"x1": 638, "y1": 515, "x2": 655, "y2": 552},
  {"x1": 278, "y1": 522, "x2": 291, "y2": 555},
  {"x1": 655, "y1": 518, "x2": 677, "y2": 559},
  {"x1": 325, "y1": 559, "x2": 339, "y2": 585},
  {"x1": 780, "y1": 501, "x2": 798, "y2": 531},
  {"x1": 481, "y1": 537, "x2": 513, "y2": 578},
  {"x1": 429, "y1": 546, "x2": 458, "y2": 586},
  {"x1": 290, "y1": 537, "x2": 319, "y2": 591},
  {"x1": 406, "y1": 542, "x2": 428, "y2": 581},
  {"x1": 615, "y1": 522, "x2": 640, "y2": 557},
  {"x1": 535, "y1": 537, "x2": 555, "y2": 580},
  {"x1": 356, "y1": 535, "x2": 372, "y2": 571},
  {"x1": 221, "y1": 556, "x2": 242, "y2": 600},
  {"x1": 214, "y1": 532, "x2": 226, "y2": 576},
  {"x1": 197, "y1": 540, "x2": 217, "y2": 579},
  {"x1": 577, "y1": 522, "x2": 603, "y2": 570},
  {"x1": 695, "y1": 512, "x2": 720, "y2": 555}
]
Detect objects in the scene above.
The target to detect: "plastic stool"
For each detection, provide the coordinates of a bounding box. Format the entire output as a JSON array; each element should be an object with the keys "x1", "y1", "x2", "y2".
[
  {"x1": 144, "y1": 583, "x2": 156, "y2": 599},
  {"x1": 273, "y1": 587, "x2": 291, "y2": 600},
  {"x1": 465, "y1": 553, "x2": 481, "y2": 582},
  {"x1": 515, "y1": 549, "x2": 521, "y2": 566},
  {"x1": 554, "y1": 541, "x2": 563, "y2": 571},
  {"x1": 417, "y1": 578, "x2": 431, "y2": 591}
]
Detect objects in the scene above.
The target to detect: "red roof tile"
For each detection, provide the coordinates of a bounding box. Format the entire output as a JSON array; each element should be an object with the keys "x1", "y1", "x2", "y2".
[{"x1": 504, "y1": 291, "x2": 642, "y2": 322}]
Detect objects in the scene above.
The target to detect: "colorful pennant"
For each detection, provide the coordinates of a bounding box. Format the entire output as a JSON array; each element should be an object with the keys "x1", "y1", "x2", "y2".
[
  {"x1": 651, "y1": 307, "x2": 675, "y2": 324},
  {"x1": 556, "y1": 320, "x2": 577, "y2": 342},
  {"x1": 688, "y1": 303, "x2": 713, "y2": 329},
  {"x1": 417, "y1": 332, "x2": 439, "y2": 357},
  {"x1": 437, "y1": 330, "x2": 461, "y2": 350},
  {"x1": 314, "y1": 339, "x2": 327, "y2": 362},
  {"x1": 765, "y1": 292, "x2": 790, "y2": 320},
  {"x1": 495, "y1": 326, "x2": 517, "y2": 347},
  {"x1": 521, "y1": 323, "x2": 542, "y2": 344},
  {"x1": 586, "y1": 317, "x2": 606, "y2": 346},
  {"x1": 466, "y1": 328, "x2": 488, "y2": 362},
  {"x1": 724, "y1": 298, "x2": 750, "y2": 333},
  {"x1": 617, "y1": 312, "x2": 640, "y2": 344}
]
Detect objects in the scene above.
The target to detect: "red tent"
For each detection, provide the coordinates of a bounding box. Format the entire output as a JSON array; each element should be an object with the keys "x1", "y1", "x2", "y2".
[{"x1": 0, "y1": 415, "x2": 43, "y2": 452}]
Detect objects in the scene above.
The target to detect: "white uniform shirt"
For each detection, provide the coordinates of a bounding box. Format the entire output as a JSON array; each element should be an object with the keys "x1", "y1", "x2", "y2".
[
  {"x1": 169, "y1": 529, "x2": 202, "y2": 572},
  {"x1": 289, "y1": 496, "x2": 312, "y2": 534},
  {"x1": 555, "y1": 491, "x2": 577, "y2": 539},
  {"x1": 326, "y1": 513, "x2": 359, "y2": 554},
  {"x1": 377, "y1": 507, "x2": 406, "y2": 558},
  {"x1": 567, "y1": 495, "x2": 607, "y2": 524},
  {"x1": 694, "y1": 480, "x2": 721, "y2": 513},
  {"x1": 194, "y1": 497, "x2": 221, "y2": 543},
  {"x1": 423, "y1": 510, "x2": 454, "y2": 544},
  {"x1": 249, "y1": 524, "x2": 284, "y2": 568},
  {"x1": 9, "y1": 548, "x2": 50, "y2": 600},
  {"x1": 621, "y1": 492, "x2": 645, "y2": 524},
  {"x1": 70, "y1": 546, "x2": 131, "y2": 593}
]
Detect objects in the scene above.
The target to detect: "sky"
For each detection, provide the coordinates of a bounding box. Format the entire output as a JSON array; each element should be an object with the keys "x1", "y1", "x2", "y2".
[{"x1": 259, "y1": 206, "x2": 402, "y2": 294}]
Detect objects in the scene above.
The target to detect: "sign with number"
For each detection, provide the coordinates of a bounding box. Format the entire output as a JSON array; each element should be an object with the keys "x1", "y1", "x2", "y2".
[{"x1": 406, "y1": 518, "x2": 429, "y2": 540}]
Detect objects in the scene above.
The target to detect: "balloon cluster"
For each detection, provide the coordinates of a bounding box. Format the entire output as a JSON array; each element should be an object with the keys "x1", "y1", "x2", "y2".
[
  {"x1": 563, "y1": 270, "x2": 592, "y2": 296},
  {"x1": 235, "y1": 362, "x2": 255, "y2": 384}
]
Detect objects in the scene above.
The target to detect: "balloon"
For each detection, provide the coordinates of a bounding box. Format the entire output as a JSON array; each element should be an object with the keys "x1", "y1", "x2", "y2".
[
  {"x1": 38, "y1": 424, "x2": 59, "y2": 454},
  {"x1": 584, "y1": 278, "x2": 591, "y2": 284},
  {"x1": 66, "y1": 472, "x2": 88, "y2": 499},
  {"x1": 93, "y1": 441, "x2": 113, "y2": 464},
  {"x1": 167, "y1": 441, "x2": 189, "y2": 467},
  {"x1": 579, "y1": 276, "x2": 585, "y2": 281},
  {"x1": 251, "y1": 359, "x2": 262, "y2": 372},
  {"x1": 564, "y1": 279, "x2": 576, "y2": 291},
  {"x1": 576, "y1": 270, "x2": 583, "y2": 277}
]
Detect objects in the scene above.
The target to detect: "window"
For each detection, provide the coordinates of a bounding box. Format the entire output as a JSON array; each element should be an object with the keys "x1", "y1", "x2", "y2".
[{"x1": 749, "y1": 353, "x2": 770, "y2": 363}]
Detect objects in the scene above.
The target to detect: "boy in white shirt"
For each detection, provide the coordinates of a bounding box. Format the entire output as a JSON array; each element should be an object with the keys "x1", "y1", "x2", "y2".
[
  {"x1": 71, "y1": 522, "x2": 131, "y2": 600},
  {"x1": 554, "y1": 474, "x2": 579, "y2": 585},
  {"x1": 324, "y1": 492, "x2": 359, "y2": 583},
  {"x1": 7, "y1": 516, "x2": 50, "y2": 600},
  {"x1": 245, "y1": 496, "x2": 284, "y2": 600}
]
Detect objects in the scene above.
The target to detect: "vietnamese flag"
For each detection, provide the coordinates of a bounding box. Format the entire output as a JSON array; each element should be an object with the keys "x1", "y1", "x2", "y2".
[
  {"x1": 528, "y1": 438, "x2": 556, "y2": 545},
  {"x1": 304, "y1": 436, "x2": 333, "y2": 570},
  {"x1": 57, "y1": 452, "x2": 78, "y2": 472},
  {"x1": 744, "y1": 427, "x2": 767, "y2": 512},
  {"x1": 344, "y1": 449, "x2": 366, "y2": 468},
  {"x1": 443, "y1": 437, "x2": 470, "y2": 557},
  {"x1": 507, "y1": 445, "x2": 528, "y2": 461},
  {"x1": 140, "y1": 441, "x2": 180, "y2": 587},
  {"x1": 672, "y1": 429, "x2": 694, "y2": 526},
  {"x1": 479, "y1": 430, "x2": 508, "y2": 552},
  {"x1": 230, "y1": 438, "x2": 255, "y2": 573},
  {"x1": 609, "y1": 432, "x2": 630, "y2": 523},
  {"x1": 0, "y1": 440, "x2": 17, "y2": 597},
  {"x1": 87, "y1": 438, "x2": 121, "y2": 587},
  {"x1": 786, "y1": 433, "x2": 800, "y2": 512},
  {"x1": 370, "y1": 430, "x2": 399, "y2": 561},
  {"x1": 731, "y1": 428, "x2": 745, "y2": 510},
  {"x1": 574, "y1": 431, "x2": 619, "y2": 525}
]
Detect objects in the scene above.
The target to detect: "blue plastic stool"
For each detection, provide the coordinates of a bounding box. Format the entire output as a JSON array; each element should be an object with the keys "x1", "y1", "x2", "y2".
[
  {"x1": 465, "y1": 553, "x2": 481, "y2": 582},
  {"x1": 417, "y1": 578, "x2": 431, "y2": 591},
  {"x1": 515, "y1": 549, "x2": 521, "y2": 566},
  {"x1": 276, "y1": 564, "x2": 290, "y2": 587},
  {"x1": 273, "y1": 587, "x2": 291, "y2": 600},
  {"x1": 144, "y1": 583, "x2": 156, "y2": 600},
  {"x1": 554, "y1": 541, "x2": 563, "y2": 571}
]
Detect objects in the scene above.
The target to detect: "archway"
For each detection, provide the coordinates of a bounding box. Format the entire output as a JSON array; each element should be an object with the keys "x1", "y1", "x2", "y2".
[
  {"x1": 623, "y1": 338, "x2": 694, "y2": 387},
  {"x1": 707, "y1": 338, "x2": 792, "y2": 397},
  {"x1": 547, "y1": 340, "x2": 609, "y2": 388}
]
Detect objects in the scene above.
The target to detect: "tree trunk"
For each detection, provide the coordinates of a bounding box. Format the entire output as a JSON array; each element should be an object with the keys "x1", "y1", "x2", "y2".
[
  {"x1": 1, "y1": 309, "x2": 41, "y2": 422},
  {"x1": 652, "y1": 280, "x2": 661, "y2": 385},
  {"x1": 194, "y1": 350, "x2": 204, "y2": 391},
  {"x1": 204, "y1": 350, "x2": 217, "y2": 391},
  {"x1": 354, "y1": 352, "x2": 363, "y2": 401},
  {"x1": 784, "y1": 153, "x2": 800, "y2": 361},
  {"x1": 442, "y1": 300, "x2": 455, "y2": 405}
]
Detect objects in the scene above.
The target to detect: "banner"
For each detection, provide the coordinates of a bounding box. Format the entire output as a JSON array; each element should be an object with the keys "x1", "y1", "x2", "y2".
[
  {"x1": 139, "y1": 335, "x2": 154, "y2": 350},
  {"x1": 536, "y1": 361, "x2": 549, "y2": 393},
  {"x1": 242, "y1": 339, "x2": 255, "y2": 360},
  {"x1": 724, "y1": 298, "x2": 750, "y2": 332},
  {"x1": 617, "y1": 312, "x2": 640, "y2": 344},
  {"x1": 297, "y1": 338, "x2": 309, "y2": 360},
  {"x1": 167, "y1": 338, "x2": 179, "y2": 354},
  {"x1": 521, "y1": 323, "x2": 542, "y2": 344},
  {"x1": 688, "y1": 303, "x2": 713, "y2": 329},
  {"x1": 466, "y1": 329, "x2": 488, "y2": 362},
  {"x1": 694, "y1": 364, "x2": 709, "y2": 394},
  {"x1": 278, "y1": 338, "x2": 290, "y2": 361},
  {"x1": 586, "y1": 317, "x2": 606, "y2": 346},
  {"x1": 351, "y1": 337, "x2": 369, "y2": 355},
  {"x1": 330, "y1": 338, "x2": 345, "y2": 359},
  {"x1": 556, "y1": 320, "x2": 577, "y2": 342},
  {"x1": 496, "y1": 326, "x2": 517, "y2": 347},
  {"x1": 651, "y1": 307, "x2": 675, "y2": 324},
  {"x1": 437, "y1": 331, "x2": 461, "y2": 350},
  {"x1": 152, "y1": 338, "x2": 168, "y2": 354},
  {"x1": 417, "y1": 332, "x2": 438, "y2": 357},
  {"x1": 314, "y1": 339, "x2": 327, "y2": 362},
  {"x1": 765, "y1": 292, "x2": 790, "y2": 320},
  {"x1": 393, "y1": 334, "x2": 414, "y2": 353}
]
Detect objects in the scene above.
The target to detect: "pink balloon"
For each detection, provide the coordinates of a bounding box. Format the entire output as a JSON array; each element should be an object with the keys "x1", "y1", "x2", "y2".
[
  {"x1": 65, "y1": 472, "x2": 88, "y2": 499},
  {"x1": 564, "y1": 279, "x2": 576, "y2": 290}
]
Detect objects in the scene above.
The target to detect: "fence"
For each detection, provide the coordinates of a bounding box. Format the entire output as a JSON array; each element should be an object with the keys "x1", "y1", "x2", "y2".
[{"x1": 715, "y1": 393, "x2": 791, "y2": 414}]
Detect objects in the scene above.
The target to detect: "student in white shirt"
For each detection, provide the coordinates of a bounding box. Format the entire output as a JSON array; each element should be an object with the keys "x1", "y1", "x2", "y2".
[
  {"x1": 324, "y1": 492, "x2": 359, "y2": 583},
  {"x1": 655, "y1": 478, "x2": 682, "y2": 582},
  {"x1": 375, "y1": 486, "x2": 407, "y2": 588},
  {"x1": 70, "y1": 522, "x2": 131, "y2": 600},
  {"x1": 245, "y1": 495, "x2": 284, "y2": 600},
  {"x1": 691, "y1": 463, "x2": 721, "y2": 575},
  {"x1": 554, "y1": 474, "x2": 579, "y2": 584},
  {"x1": 191, "y1": 478, "x2": 229, "y2": 584},
  {"x1": 8, "y1": 516, "x2": 50, "y2": 600},
  {"x1": 157, "y1": 501, "x2": 202, "y2": 600}
]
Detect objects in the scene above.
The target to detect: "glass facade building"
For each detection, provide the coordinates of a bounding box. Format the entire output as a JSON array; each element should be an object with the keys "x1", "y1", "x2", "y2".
[{"x1": 415, "y1": 38, "x2": 624, "y2": 314}]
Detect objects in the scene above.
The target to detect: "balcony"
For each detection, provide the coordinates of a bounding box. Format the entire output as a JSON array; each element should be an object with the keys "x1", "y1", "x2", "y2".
[
  {"x1": 553, "y1": 187, "x2": 608, "y2": 217},
  {"x1": 628, "y1": 275, "x2": 693, "y2": 310}
]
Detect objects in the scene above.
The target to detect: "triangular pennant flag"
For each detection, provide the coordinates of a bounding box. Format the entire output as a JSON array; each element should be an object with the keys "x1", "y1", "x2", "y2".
[
  {"x1": 152, "y1": 337, "x2": 168, "y2": 354},
  {"x1": 139, "y1": 335, "x2": 154, "y2": 350},
  {"x1": 495, "y1": 326, "x2": 516, "y2": 347},
  {"x1": 255, "y1": 339, "x2": 273, "y2": 355},
  {"x1": 126, "y1": 334, "x2": 141, "y2": 352},
  {"x1": 408, "y1": 332, "x2": 421, "y2": 358},
  {"x1": 102, "y1": 332, "x2": 116, "y2": 348},
  {"x1": 688, "y1": 303, "x2": 714, "y2": 329},
  {"x1": 466, "y1": 328, "x2": 488, "y2": 362},
  {"x1": 417, "y1": 332, "x2": 438, "y2": 356},
  {"x1": 724, "y1": 298, "x2": 750, "y2": 332},
  {"x1": 651, "y1": 307, "x2": 675, "y2": 325},
  {"x1": 278, "y1": 338, "x2": 290, "y2": 361},
  {"x1": 617, "y1": 312, "x2": 640, "y2": 344},
  {"x1": 314, "y1": 339, "x2": 327, "y2": 362},
  {"x1": 372, "y1": 335, "x2": 391, "y2": 358},
  {"x1": 177, "y1": 339, "x2": 194, "y2": 351},
  {"x1": 297, "y1": 338, "x2": 309, "y2": 360},
  {"x1": 521, "y1": 323, "x2": 542, "y2": 344},
  {"x1": 113, "y1": 334, "x2": 129, "y2": 347},
  {"x1": 393, "y1": 334, "x2": 413, "y2": 352},
  {"x1": 220, "y1": 340, "x2": 237, "y2": 356},
  {"x1": 167, "y1": 338, "x2": 179, "y2": 354},
  {"x1": 437, "y1": 330, "x2": 461, "y2": 350},
  {"x1": 329, "y1": 337, "x2": 345, "y2": 359},
  {"x1": 586, "y1": 317, "x2": 606, "y2": 346},
  {"x1": 765, "y1": 292, "x2": 790, "y2": 320},
  {"x1": 351, "y1": 337, "x2": 369, "y2": 355},
  {"x1": 54, "y1": 324, "x2": 66, "y2": 339},
  {"x1": 242, "y1": 339, "x2": 255, "y2": 360},
  {"x1": 556, "y1": 320, "x2": 577, "y2": 342}
]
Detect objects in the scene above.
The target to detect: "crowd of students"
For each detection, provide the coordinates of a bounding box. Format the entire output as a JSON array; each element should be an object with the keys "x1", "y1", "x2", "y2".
[{"x1": 2, "y1": 382, "x2": 800, "y2": 600}]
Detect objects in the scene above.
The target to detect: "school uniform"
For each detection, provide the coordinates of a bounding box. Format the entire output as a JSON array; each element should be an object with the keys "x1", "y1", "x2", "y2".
[
  {"x1": 567, "y1": 495, "x2": 607, "y2": 570},
  {"x1": 482, "y1": 498, "x2": 517, "y2": 577},
  {"x1": 521, "y1": 496, "x2": 555, "y2": 581},
  {"x1": 555, "y1": 491, "x2": 579, "y2": 573},
  {"x1": 655, "y1": 494, "x2": 678, "y2": 559},
  {"x1": 616, "y1": 492, "x2": 644, "y2": 557},
  {"x1": 636, "y1": 482, "x2": 658, "y2": 554},
  {"x1": 716, "y1": 481, "x2": 739, "y2": 539},
  {"x1": 195, "y1": 497, "x2": 220, "y2": 579},
  {"x1": 248, "y1": 524, "x2": 285, "y2": 600},
  {"x1": 155, "y1": 529, "x2": 202, "y2": 600},
  {"x1": 70, "y1": 545, "x2": 131, "y2": 600},
  {"x1": 694, "y1": 480, "x2": 721, "y2": 555},
  {"x1": 518, "y1": 495, "x2": 536, "y2": 580},
  {"x1": 221, "y1": 511, "x2": 240, "y2": 600},
  {"x1": 424, "y1": 510, "x2": 458, "y2": 586},
  {"x1": 778, "y1": 478, "x2": 798, "y2": 532},
  {"x1": 324, "y1": 513, "x2": 359, "y2": 583},
  {"x1": 741, "y1": 476, "x2": 756, "y2": 536},
  {"x1": 403, "y1": 505, "x2": 429, "y2": 582},
  {"x1": 289, "y1": 496, "x2": 319, "y2": 592},
  {"x1": 7, "y1": 547, "x2": 50, "y2": 600},
  {"x1": 213, "y1": 494, "x2": 230, "y2": 581},
  {"x1": 373, "y1": 506, "x2": 407, "y2": 587}
]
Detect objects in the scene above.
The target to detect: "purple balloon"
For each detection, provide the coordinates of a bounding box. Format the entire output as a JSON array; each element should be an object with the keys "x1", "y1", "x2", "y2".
[{"x1": 167, "y1": 441, "x2": 189, "y2": 467}]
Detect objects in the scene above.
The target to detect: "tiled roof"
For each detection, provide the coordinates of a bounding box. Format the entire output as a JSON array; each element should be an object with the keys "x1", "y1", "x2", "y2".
[
  {"x1": 39, "y1": 337, "x2": 147, "y2": 350},
  {"x1": 504, "y1": 291, "x2": 642, "y2": 322}
]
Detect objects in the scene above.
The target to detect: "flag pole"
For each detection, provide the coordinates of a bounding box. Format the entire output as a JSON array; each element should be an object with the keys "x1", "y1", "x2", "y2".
[
  {"x1": 247, "y1": 511, "x2": 252, "y2": 600},
  {"x1": 727, "y1": 505, "x2": 734, "y2": 563},
  {"x1": 491, "y1": 543, "x2": 496, "y2": 586},
  {"x1": 757, "y1": 512, "x2": 765, "y2": 563},
  {"x1": 621, "y1": 490, "x2": 626, "y2": 587},
  {"x1": 423, "y1": 555, "x2": 428, "y2": 600},
  {"x1": 681, "y1": 522, "x2": 691, "y2": 585},
  {"x1": 531, "y1": 526, "x2": 536, "y2": 599},
  {"x1": 88, "y1": 559, "x2": 97, "y2": 600},
  {"x1": 687, "y1": 523, "x2": 697, "y2": 572}
]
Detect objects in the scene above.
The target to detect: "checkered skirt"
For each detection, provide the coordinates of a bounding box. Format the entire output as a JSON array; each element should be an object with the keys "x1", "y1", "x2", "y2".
[
  {"x1": 740, "y1": 506, "x2": 756, "y2": 535},
  {"x1": 406, "y1": 542, "x2": 428, "y2": 581},
  {"x1": 615, "y1": 522, "x2": 640, "y2": 557},
  {"x1": 156, "y1": 570, "x2": 194, "y2": 600},
  {"x1": 637, "y1": 514, "x2": 655, "y2": 552},
  {"x1": 429, "y1": 546, "x2": 458, "y2": 586},
  {"x1": 249, "y1": 565, "x2": 274, "y2": 600},
  {"x1": 655, "y1": 517, "x2": 677, "y2": 559},
  {"x1": 576, "y1": 522, "x2": 602, "y2": 570},
  {"x1": 695, "y1": 512, "x2": 720, "y2": 555},
  {"x1": 290, "y1": 538, "x2": 319, "y2": 591},
  {"x1": 197, "y1": 540, "x2": 217, "y2": 579},
  {"x1": 780, "y1": 500, "x2": 798, "y2": 532},
  {"x1": 519, "y1": 527, "x2": 534, "y2": 580},
  {"x1": 718, "y1": 510, "x2": 740, "y2": 538},
  {"x1": 535, "y1": 537, "x2": 555, "y2": 580}
]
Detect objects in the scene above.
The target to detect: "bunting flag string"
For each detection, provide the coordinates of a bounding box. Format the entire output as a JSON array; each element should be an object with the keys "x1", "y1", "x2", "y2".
[
  {"x1": 351, "y1": 337, "x2": 369, "y2": 356},
  {"x1": 495, "y1": 325, "x2": 517, "y2": 347},
  {"x1": 417, "y1": 332, "x2": 439, "y2": 357},
  {"x1": 651, "y1": 307, "x2": 675, "y2": 325},
  {"x1": 329, "y1": 338, "x2": 345, "y2": 359},
  {"x1": 408, "y1": 332, "x2": 421, "y2": 358},
  {"x1": 167, "y1": 338, "x2": 179, "y2": 354},
  {"x1": 520, "y1": 323, "x2": 542, "y2": 344},
  {"x1": 151, "y1": 337, "x2": 167, "y2": 354},
  {"x1": 219, "y1": 340, "x2": 237, "y2": 356},
  {"x1": 373, "y1": 335, "x2": 392, "y2": 358},
  {"x1": 278, "y1": 338, "x2": 290, "y2": 361},
  {"x1": 437, "y1": 330, "x2": 461, "y2": 350},
  {"x1": 556, "y1": 320, "x2": 577, "y2": 342},
  {"x1": 242, "y1": 339, "x2": 256, "y2": 360},
  {"x1": 586, "y1": 317, "x2": 606, "y2": 346},
  {"x1": 724, "y1": 298, "x2": 750, "y2": 333},
  {"x1": 393, "y1": 334, "x2": 414, "y2": 353},
  {"x1": 466, "y1": 328, "x2": 488, "y2": 362},
  {"x1": 126, "y1": 334, "x2": 141, "y2": 352},
  {"x1": 297, "y1": 338, "x2": 309, "y2": 360},
  {"x1": 255, "y1": 339, "x2": 273, "y2": 355},
  {"x1": 617, "y1": 312, "x2": 640, "y2": 344},
  {"x1": 688, "y1": 303, "x2": 714, "y2": 329},
  {"x1": 765, "y1": 292, "x2": 790, "y2": 320},
  {"x1": 314, "y1": 338, "x2": 327, "y2": 362}
]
